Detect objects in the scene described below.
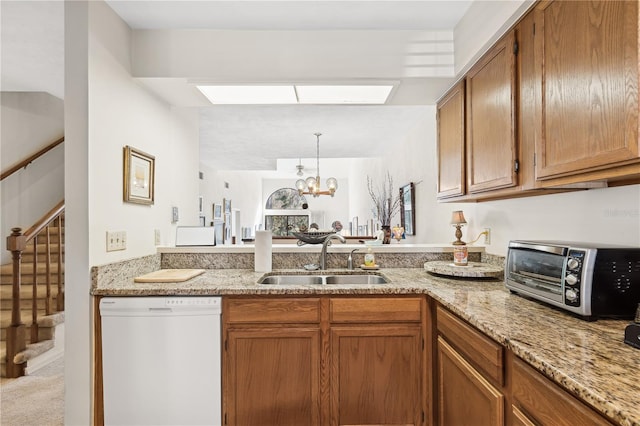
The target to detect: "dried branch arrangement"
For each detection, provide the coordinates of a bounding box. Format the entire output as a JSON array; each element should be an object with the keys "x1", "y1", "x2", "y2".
[{"x1": 367, "y1": 171, "x2": 401, "y2": 226}]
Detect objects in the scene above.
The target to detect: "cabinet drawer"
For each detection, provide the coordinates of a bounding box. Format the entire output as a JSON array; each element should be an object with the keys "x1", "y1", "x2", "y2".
[
  {"x1": 511, "y1": 357, "x2": 612, "y2": 426},
  {"x1": 225, "y1": 298, "x2": 320, "y2": 324},
  {"x1": 330, "y1": 297, "x2": 422, "y2": 323},
  {"x1": 436, "y1": 306, "x2": 504, "y2": 385}
]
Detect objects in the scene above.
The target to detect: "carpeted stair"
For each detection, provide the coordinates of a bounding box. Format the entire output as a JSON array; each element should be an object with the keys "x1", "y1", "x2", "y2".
[{"x1": 1, "y1": 223, "x2": 65, "y2": 377}]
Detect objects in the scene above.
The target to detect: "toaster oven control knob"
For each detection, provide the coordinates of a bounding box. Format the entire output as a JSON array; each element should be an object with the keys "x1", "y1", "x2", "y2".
[
  {"x1": 567, "y1": 258, "x2": 580, "y2": 270},
  {"x1": 565, "y1": 273, "x2": 578, "y2": 286},
  {"x1": 565, "y1": 288, "x2": 579, "y2": 302}
]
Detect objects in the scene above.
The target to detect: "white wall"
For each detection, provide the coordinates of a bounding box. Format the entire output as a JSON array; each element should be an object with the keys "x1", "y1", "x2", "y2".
[
  {"x1": 1, "y1": 92, "x2": 64, "y2": 263},
  {"x1": 472, "y1": 186, "x2": 640, "y2": 256},
  {"x1": 65, "y1": 1, "x2": 201, "y2": 423},
  {"x1": 454, "y1": 0, "x2": 533, "y2": 76},
  {"x1": 88, "y1": 1, "x2": 199, "y2": 263}
]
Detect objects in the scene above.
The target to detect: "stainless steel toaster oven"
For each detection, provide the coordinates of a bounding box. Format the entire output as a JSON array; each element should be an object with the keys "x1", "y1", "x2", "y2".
[{"x1": 505, "y1": 240, "x2": 640, "y2": 320}]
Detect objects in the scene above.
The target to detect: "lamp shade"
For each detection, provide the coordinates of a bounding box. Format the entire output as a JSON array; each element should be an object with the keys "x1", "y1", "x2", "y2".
[{"x1": 450, "y1": 210, "x2": 467, "y2": 225}]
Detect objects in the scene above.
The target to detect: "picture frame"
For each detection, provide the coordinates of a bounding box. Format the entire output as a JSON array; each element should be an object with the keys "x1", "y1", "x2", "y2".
[
  {"x1": 123, "y1": 146, "x2": 155, "y2": 205},
  {"x1": 223, "y1": 198, "x2": 232, "y2": 215},
  {"x1": 213, "y1": 203, "x2": 223, "y2": 221},
  {"x1": 400, "y1": 182, "x2": 415, "y2": 236}
]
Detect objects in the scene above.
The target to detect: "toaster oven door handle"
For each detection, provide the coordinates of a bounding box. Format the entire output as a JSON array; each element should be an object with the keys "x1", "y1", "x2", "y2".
[{"x1": 509, "y1": 241, "x2": 568, "y2": 256}]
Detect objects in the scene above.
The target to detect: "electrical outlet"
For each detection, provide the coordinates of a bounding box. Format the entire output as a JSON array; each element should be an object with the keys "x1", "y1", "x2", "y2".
[
  {"x1": 154, "y1": 229, "x2": 161, "y2": 245},
  {"x1": 483, "y1": 228, "x2": 491, "y2": 245},
  {"x1": 106, "y1": 231, "x2": 127, "y2": 252}
]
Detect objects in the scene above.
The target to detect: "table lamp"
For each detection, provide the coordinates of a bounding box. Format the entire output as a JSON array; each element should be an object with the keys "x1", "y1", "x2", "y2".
[
  {"x1": 450, "y1": 210, "x2": 467, "y2": 245},
  {"x1": 450, "y1": 210, "x2": 468, "y2": 266}
]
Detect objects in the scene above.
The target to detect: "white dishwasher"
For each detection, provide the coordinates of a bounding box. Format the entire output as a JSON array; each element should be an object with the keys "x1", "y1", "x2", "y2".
[{"x1": 100, "y1": 296, "x2": 222, "y2": 426}]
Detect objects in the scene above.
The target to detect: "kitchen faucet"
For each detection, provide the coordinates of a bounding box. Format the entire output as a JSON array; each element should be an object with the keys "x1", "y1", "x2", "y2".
[
  {"x1": 347, "y1": 248, "x2": 359, "y2": 270},
  {"x1": 319, "y1": 234, "x2": 346, "y2": 270}
]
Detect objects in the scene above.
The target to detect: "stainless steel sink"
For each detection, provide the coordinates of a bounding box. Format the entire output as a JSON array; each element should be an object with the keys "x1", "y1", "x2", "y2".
[
  {"x1": 325, "y1": 274, "x2": 389, "y2": 285},
  {"x1": 257, "y1": 273, "x2": 389, "y2": 285},
  {"x1": 258, "y1": 275, "x2": 324, "y2": 285}
]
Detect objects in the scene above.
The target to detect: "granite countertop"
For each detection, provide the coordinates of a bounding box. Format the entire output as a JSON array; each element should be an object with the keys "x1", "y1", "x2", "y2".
[{"x1": 92, "y1": 268, "x2": 639, "y2": 426}]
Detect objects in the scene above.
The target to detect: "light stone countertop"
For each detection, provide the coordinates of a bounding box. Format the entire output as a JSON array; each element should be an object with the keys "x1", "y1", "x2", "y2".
[{"x1": 92, "y1": 268, "x2": 639, "y2": 426}]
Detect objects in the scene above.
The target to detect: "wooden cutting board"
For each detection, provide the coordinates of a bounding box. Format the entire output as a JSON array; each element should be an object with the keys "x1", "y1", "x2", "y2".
[{"x1": 134, "y1": 269, "x2": 205, "y2": 283}]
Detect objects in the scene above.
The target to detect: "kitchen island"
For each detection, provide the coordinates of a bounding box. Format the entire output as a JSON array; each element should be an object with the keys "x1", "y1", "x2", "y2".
[{"x1": 92, "y1": 264, "x2": 639, "y2": 426}]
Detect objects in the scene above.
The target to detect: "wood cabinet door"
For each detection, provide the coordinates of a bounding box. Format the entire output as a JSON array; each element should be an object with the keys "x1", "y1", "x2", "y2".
[
  {"x1": 437, "y1": 336, "x2": 504, "y2": 426},
  {"x1": 330, "y1": 325, "x2": 423, "y2": 426},
  {"x1": 466, "y1": 30, "x2": 518, "y2": 193},
  {"x1": 225, "y1": 327, "x2": 321, "y2": 426},
  {"x1": 534, "y1": 0, "x2": 639, "y2": 180},
  {"x1": 511, "y1": 357, "x2": 612, "y2": 426},
  {"x1": 437, "y1": 81, "x2": 466, "y2": 198}
]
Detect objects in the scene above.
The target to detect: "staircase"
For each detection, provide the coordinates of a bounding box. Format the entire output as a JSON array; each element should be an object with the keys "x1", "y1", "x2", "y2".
[{"x1": 1, "y1": 207, "x2": 65, "y2": 377}]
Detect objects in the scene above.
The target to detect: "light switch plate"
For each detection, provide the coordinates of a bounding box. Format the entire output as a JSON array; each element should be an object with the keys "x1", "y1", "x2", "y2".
[
  {"x1": 154, "y1": 229, "x2": 161, "y2": 245},
  {"x1": 106, "y1": 231, "x2": 126, "y2": 251}
]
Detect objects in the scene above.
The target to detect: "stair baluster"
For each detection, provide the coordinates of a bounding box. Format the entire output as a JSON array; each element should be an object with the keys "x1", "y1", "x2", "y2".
[
  {"x1": 56, "y1": 215, "x2": 64, "y2": 311},
  {"x1": 31, "y1": 237, "x2": 39, "y2": 344}
]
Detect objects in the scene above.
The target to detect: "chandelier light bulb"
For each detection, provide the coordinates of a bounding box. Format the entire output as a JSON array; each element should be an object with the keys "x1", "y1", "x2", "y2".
[
  {"x1": 326, "y1": 177, "x2": 338, "y2": 191},
  {"x1": 305, "y1": 176, "x2": 316, "y2": 190}
]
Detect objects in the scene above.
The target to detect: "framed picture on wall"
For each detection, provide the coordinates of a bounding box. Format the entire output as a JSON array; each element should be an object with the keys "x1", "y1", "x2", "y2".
[
  {"x1": 123, "y1": 146, "x2": 155, "y2": 205},
  {"x1": 400, "y1": 182, "x2": 415, "y2": 236},
  {"x1": 223, "y1": 198, "x2": 232, "y2": 215},
  {"x1": 213, "y1": 203, "x2": 223, "y2": 221}
]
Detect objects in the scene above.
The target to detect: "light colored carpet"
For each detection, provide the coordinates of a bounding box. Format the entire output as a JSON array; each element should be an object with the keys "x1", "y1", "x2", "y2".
[{"x1": 0, "y1": 357, "x2": 64, "y2": 426}]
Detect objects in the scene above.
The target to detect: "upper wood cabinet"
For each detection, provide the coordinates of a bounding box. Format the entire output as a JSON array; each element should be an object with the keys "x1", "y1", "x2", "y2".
[
  {"x1": 466, "y1": 30, "x2": 518, "y2": 193},
  {"x1": 534, "y1": 0, "x2": 640, "y2": 181},
  {"x1": 436, "y1": 81, "x2": 466, "y2": 198},
  {"x1": 436, "y1": 0, "x2": 640, "y2": 201}
]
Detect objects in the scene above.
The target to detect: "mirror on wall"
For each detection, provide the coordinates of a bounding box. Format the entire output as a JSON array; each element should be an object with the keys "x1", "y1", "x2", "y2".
[{"x1": 400, "y1": 182, "x2": 415, "y2": 236}]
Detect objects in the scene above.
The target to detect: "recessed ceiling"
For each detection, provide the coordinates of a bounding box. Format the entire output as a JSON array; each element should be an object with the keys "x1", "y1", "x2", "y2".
[
  {"x1": 108, "y1": 1, "x2": 472, "y2": 171},
  {"x1": 2, "y1": 1, "x2": 474, "y2": 173}
]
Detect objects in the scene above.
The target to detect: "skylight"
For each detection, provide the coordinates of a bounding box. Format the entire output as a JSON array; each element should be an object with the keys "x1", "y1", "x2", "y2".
[
  {"x1": 197, "y1": 85, "x2": 297, "y2": 104},
  {"x1": 196, "y1": 84, "x2": 394, "y2": 105},
  {"x1": 296, "y1": 85, "x2": 392, "y2": 104}
]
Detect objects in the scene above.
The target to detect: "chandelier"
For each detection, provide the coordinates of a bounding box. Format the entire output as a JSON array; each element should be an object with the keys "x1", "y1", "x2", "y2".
[{"x1": 295, "y1": 133, "x2": 338, "y2": 197}]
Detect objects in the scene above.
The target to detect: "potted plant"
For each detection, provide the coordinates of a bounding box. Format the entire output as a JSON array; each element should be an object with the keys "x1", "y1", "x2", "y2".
[{"x1": 367, "y1": 172, "x2": 401, "y2": 244}]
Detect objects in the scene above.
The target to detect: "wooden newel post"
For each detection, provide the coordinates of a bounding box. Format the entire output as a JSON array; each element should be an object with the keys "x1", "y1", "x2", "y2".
[{"x1": 6, "y1": 227, "x2": 27, "y2": 377}]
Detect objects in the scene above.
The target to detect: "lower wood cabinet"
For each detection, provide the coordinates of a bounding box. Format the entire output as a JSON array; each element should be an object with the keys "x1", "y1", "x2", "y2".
[
  {"x1": 225, "y1": 327, "x2": 321, "y2": 426},
  {"x1": 331, "y1": 326, "x2": 423, "y2": 426},
  {"x1": 511, "y1": 356, "x2": 612, "y2": 426},
  {"x1": 436, "y1": 304, "x2": 615, "y2": 426},
  {"x1": 223, "y1": 296, "x2": 427, "y2": 426},
  {"x1": 436, "y1": 335, "x2": 504, "y2": 426}
]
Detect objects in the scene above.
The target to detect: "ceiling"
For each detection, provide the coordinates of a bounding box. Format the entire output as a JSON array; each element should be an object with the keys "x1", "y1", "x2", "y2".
[{"x1": 2, "y1": 1, "x2": 474, "y2": 173}]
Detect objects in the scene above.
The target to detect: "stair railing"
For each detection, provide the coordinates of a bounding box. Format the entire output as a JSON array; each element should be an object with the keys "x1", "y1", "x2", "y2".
[
  {"x1": 2, "y1": 136, "x2": 65, "y2": 377},
  {"x1": 5, "y1": 200, "x2": 65, "y2": 378},
  {"x1": 1, "y1": 136, "x2": 64, "y2": 181}
]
